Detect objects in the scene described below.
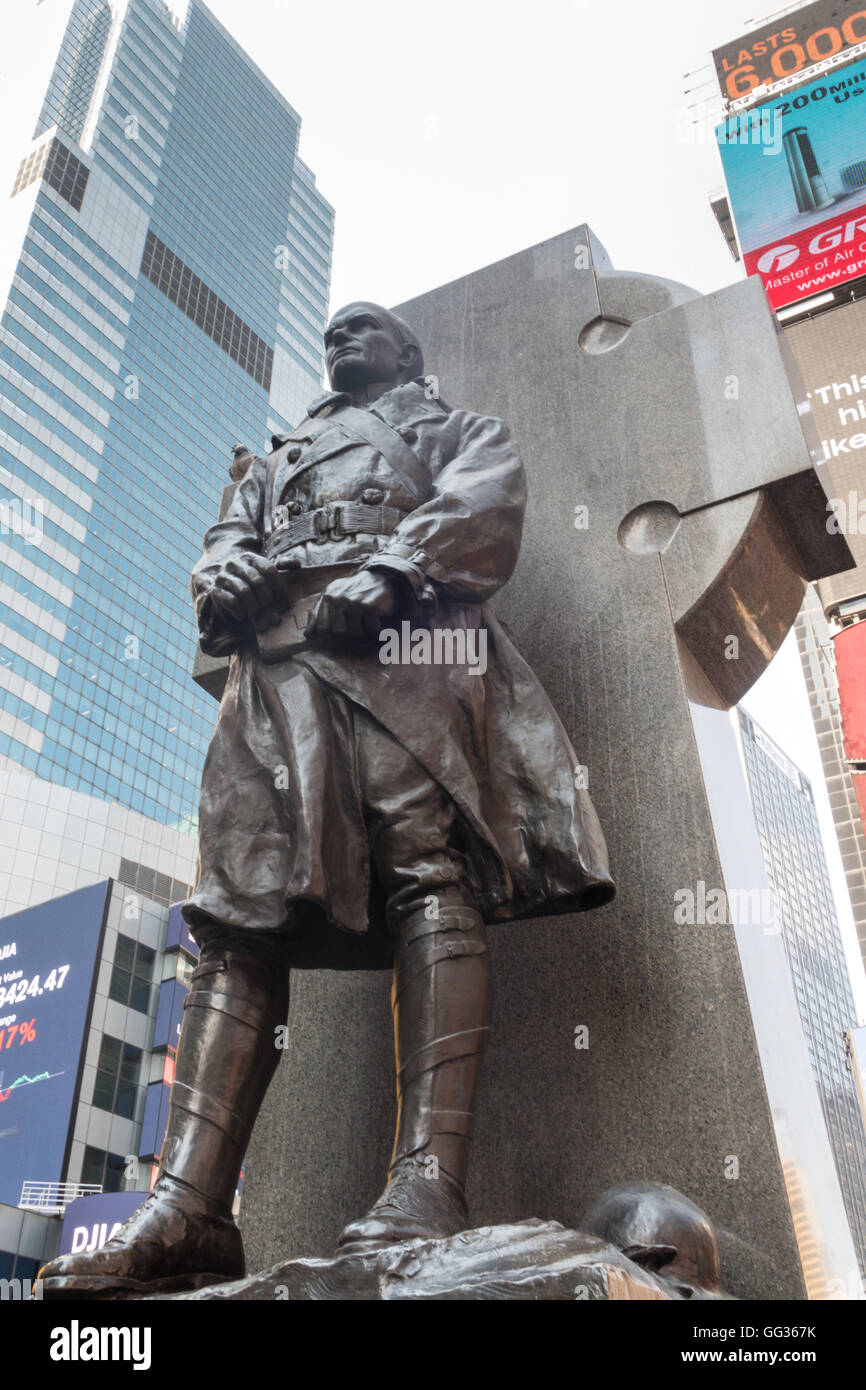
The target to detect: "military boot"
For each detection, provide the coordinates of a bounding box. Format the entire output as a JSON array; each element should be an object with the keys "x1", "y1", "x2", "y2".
[
  {"x1": 336, "y1": 903, "x2": 490, "y2": 1254},
  {"x1": 39, "y1": 946, "x2": 288, "y2": 1298}
]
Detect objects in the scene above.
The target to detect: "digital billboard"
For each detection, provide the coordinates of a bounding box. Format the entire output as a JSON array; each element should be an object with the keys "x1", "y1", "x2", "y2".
[
  {"x1": 716, "y1": 58, "x2": 866, "y2": 309},
  {"x1": 0, "y1": 881, "x2": 109, "y2": 1207},
  {"x1": 783, "y1": 295, "x2": 866, "y2": 608},
  {"x1": 58, "y1": 1191, "x2": 146, "y2": 1257},
  {"x1": 713, "y1": 2, "x2": 866, "y2": 104}
]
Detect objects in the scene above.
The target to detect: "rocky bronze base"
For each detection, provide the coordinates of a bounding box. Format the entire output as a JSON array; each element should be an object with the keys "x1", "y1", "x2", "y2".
[{"x1": 139, "y1": 1219, "x2": 713, "y2": 1301}]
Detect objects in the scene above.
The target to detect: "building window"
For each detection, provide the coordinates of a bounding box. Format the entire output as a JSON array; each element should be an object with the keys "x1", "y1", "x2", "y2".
[
  {"x1": 108, "y1": 934, "x2": 155, "y2": 1013},
  {"x1": 117, "y1": 856, "x2": 193, "y2": 907},
  {"x1": 175, "y1": 955, "x2": 195, "y2": 989},
  {"x1": 11, "y1": 141, "x2": 50, "y2": 197},
  {"x1": 12, "y1": 136, "x2": 89, "y2": 209},
  {"x1": 0, "y1": 1252, "x2": 40, "y2": 1282},
  {"x1": 81, "y1": 1145, "x2": 127, "y2": 1194},
  {"x1": 93, "y1": 1034, "x2": 142, "y2": 1118},
  {"x1": 43, "y1": 138, "x2": 89, "y2": 211},
  {"x1": 139, "y1": 229, "x2": 273, "y2": 389}
]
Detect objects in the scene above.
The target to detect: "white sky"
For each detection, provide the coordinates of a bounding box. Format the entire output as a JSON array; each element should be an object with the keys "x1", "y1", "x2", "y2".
[{"x1": 2, "y1": 0, "x2": 865, "y2": 1013}]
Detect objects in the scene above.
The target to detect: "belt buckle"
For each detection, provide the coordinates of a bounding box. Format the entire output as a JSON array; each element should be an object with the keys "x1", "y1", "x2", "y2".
[{"x1": 313, "y1": 503, "x2": 345, "y2": 541}]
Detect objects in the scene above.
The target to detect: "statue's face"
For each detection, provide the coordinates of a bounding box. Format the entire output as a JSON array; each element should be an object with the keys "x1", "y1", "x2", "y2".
[{"x1": 324, "y1": 304, "x2": 410, "y2": 391}]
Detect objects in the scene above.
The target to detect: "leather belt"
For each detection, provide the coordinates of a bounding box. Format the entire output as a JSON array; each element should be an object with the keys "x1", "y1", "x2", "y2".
[{"x1": 265, "y1": 500, "x2": 405, "y2": 558}]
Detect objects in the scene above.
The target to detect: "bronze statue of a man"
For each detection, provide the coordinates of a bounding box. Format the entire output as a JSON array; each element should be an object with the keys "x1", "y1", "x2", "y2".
[{"x1": 41, "y1": 303, "x2": 614, "y2": 1296}]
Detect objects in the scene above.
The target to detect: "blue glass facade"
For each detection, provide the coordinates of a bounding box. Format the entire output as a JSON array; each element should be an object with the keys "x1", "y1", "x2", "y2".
[
  {"x1": 0, "y1": 0, "x2": 333, "y2": 830},
  {"x1": 739, "y1": 708, "x2": 866, "y2": 1280}
]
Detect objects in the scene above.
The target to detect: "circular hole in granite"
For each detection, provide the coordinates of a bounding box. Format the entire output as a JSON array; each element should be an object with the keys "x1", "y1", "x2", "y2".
[
  {"x1": 578, "y1": 315, "x2": 632, "y2": 354},
  {"x1": 617, "y1": 500, "x2": 682, "y2": 554}
]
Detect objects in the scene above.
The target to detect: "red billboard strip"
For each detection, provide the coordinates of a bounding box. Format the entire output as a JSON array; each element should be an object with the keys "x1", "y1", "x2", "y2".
[
  {"x1": 745, "y1": 209, "x2": 866, "y2": 310},
  {"x1": 851, "y1": 770, "x2": 866, "y2": 831},
  {"x1": 834, "y1": 620, "x2": 866, "y2": 761}
]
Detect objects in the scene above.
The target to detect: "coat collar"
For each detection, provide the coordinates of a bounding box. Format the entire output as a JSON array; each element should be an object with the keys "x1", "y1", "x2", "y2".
[
  {"x1": 306, "y1": 389, "x2": 349, "y2": 417},
  {"x1": 305, "y1": 377, "x2": 432, "y2": 419},
  {"x1": 271, "y1": 379, "x2": 445, "y2": 453}
]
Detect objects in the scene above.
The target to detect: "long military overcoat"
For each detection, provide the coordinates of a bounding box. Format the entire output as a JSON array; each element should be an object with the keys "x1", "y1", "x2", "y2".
[{"x1": 182, "y1": 378, "x2": 614, "y2": 966}]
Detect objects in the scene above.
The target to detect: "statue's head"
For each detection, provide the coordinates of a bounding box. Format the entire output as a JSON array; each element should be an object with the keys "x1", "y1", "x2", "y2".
[
  {"x1": 582, "y1": 1182, "x2": 723, "y2": 1293},
  {"x1": 324, "y1": 301, "x2": 423, "y2": 392}
]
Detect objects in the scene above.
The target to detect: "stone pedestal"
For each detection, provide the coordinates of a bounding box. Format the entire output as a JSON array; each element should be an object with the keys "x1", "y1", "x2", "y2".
[{"x1": 235, "y1": 227, "x2": 854, "y2": 1299}]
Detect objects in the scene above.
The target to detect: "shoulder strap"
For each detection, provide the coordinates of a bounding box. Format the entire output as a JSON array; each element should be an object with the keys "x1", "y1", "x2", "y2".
[{"x1": 333, "y1": 405, "x2": 430, "y2": 505}]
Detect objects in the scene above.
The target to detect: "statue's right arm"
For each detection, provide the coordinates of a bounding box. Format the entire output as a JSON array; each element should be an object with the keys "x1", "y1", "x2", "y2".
[{"x1": 191, "y1": 455, "x2": 273, "y2": 657}]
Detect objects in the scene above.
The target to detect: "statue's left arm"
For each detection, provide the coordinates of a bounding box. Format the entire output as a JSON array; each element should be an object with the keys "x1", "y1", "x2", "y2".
[{"x1": 362, "y1": 409, "x2": 527, "y2": 608}]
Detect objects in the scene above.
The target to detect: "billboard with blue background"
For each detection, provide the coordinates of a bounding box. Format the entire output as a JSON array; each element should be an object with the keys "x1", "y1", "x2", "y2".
[
  {"x1": 716, "y1": 58, "x2": 866, "y2": 308},
  {"x1": 166, "y1": 902, "x2": 199, "y2": 959},
  {"x1": 0, "y1": 881, "x2": 109, "y2": 1206},
  {"x1": 58, "y1": 1191, "x2": 147, "y2": 1256}
]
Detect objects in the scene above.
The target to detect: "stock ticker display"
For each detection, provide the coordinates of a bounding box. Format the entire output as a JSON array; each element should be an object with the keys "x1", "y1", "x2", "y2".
[{"x1": 0, "y1": 880, "x2": 109, "y2": 1207}]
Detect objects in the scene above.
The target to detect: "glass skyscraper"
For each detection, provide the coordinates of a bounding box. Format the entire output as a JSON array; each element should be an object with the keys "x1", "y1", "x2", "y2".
[
  {"x1": 0, "y1": 0, "x2": 332, "y2": 1234},
  {"x1": 738, "y1": 708, "x2": 866, "y2": 1280},
  {"x1": 0, "y1": 0, "x2": 333, "y2": 833}
]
